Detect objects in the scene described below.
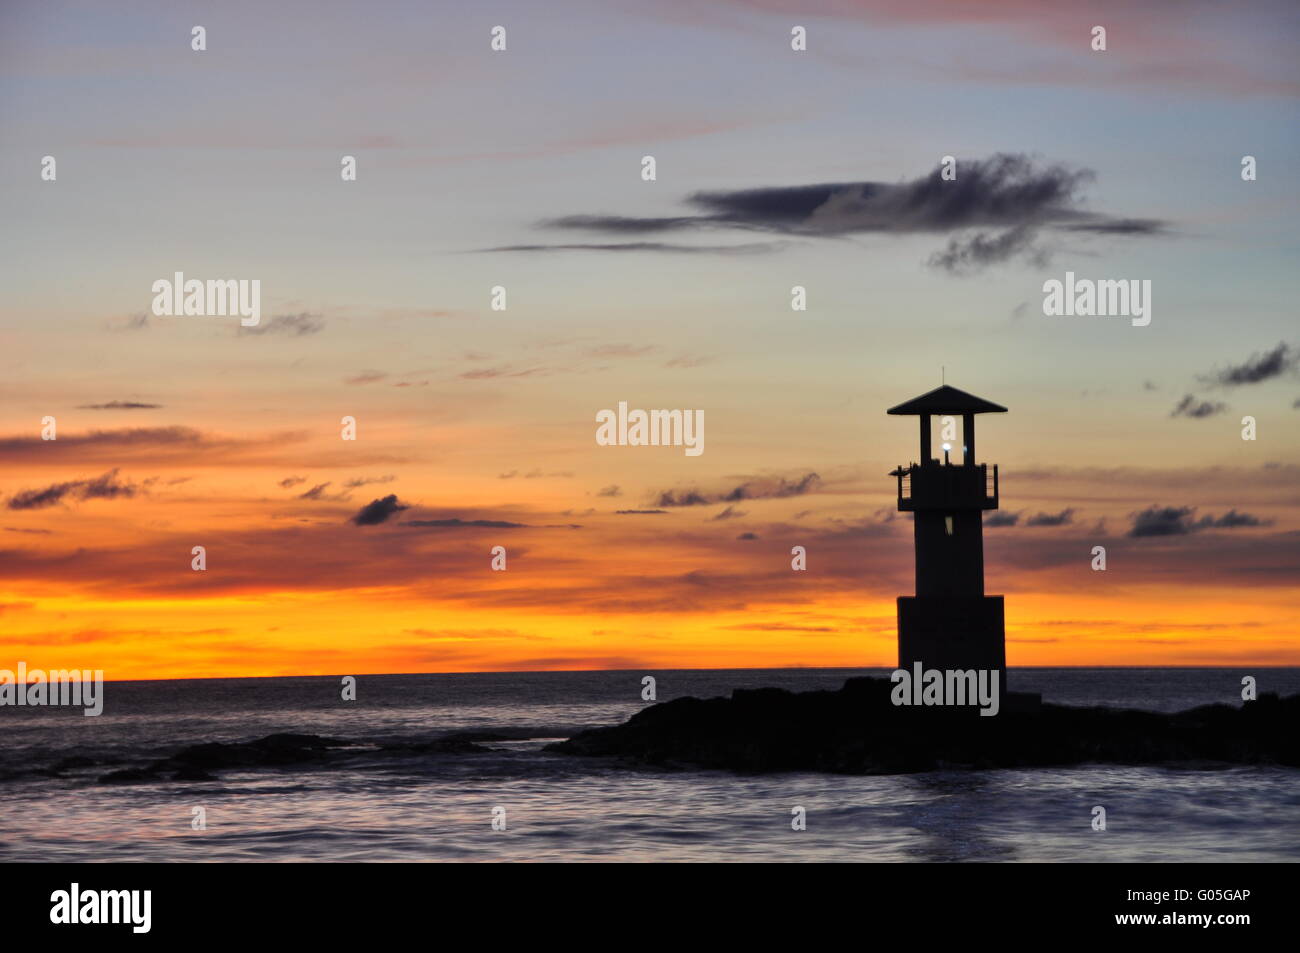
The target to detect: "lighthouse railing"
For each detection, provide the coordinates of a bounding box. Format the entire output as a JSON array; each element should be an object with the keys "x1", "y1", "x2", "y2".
[{"x1": 895, "y1": 462, "x2": 998, "y2": 510}]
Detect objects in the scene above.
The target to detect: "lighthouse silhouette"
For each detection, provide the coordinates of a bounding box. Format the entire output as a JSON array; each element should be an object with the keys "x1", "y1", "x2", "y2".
[{"x1": 889, "y1": 385, "x2": 1008, "y2": 681}]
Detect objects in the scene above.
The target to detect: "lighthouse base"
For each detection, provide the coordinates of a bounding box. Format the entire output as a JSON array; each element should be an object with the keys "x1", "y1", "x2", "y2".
[{"x1": 897, "y1": 595, "x2": 1006, "y2": 680}]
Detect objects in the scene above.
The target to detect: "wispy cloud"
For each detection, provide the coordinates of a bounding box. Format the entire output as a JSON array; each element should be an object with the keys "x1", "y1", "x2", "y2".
[
  {"x1": 405, "y1": 518, "x2": 529, "y2": 529},
  {"x1": 525, "y1": 154, "x2": 1165, "y2": 270},
  {"x1": 1199, "y1": 342, "x2": 1296, "y2": 387},
  {"x1": 343, "y1": 475, "x2": 395, "y2": 488},
  {"x1": 237, "y1": 312, "x2": 325, "y2": 337},
  {"x1": 345, "y1": 370, "x2": 388, "y2": 385},
  {"x1": 1026, "y1": 508, "x2": 1075, "y2": 527},
  {"x1": 77, "y1": 400, "x2": 162, "y2": 410},
  {"x1": 655, "y1": 472, "x2": 821, "y2": 507},
  {"x1": 1170, "y1": 394, "x2": 1228, "y2": 418},
  {"x1": 7, "y1": 468, "x2": 141, "y2": 510}
]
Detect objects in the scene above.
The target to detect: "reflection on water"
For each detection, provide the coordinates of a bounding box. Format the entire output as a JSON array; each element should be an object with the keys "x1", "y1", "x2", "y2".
[
  {"x1": 900, "y1": 772, "x2": 1018, "y2": 862},
  {"x1": 4, "y1": 752, "x2": 1296, "y2": 862}
]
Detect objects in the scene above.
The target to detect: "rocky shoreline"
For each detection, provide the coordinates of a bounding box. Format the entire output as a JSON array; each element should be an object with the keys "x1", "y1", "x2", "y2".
[
  {"x1": 94, "y1": 732, "x2": 493, "y2": 784},
  {"x1": 544, "y1": 677, "x2": 1300, "y2": 774}
]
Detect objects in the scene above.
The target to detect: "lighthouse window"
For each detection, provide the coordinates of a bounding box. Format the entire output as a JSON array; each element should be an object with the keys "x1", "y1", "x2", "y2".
[{"x1": 944, "y1": 515, "x2": 954, "y2": 535}]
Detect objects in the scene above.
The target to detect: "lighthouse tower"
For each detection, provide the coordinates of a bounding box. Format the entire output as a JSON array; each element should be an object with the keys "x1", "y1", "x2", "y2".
[{"x1": 888, "y1": 385, "x2": 1007, "y2": 679}]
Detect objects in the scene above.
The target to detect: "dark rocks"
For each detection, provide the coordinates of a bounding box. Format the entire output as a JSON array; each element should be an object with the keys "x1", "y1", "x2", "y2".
[
  {"x1": 167, "y1": 733, "x2": 351, "y2": 770},
  {"x1": 545, "y1": 677, "x2": 1300, "y2": 775},
  {"x1": 93, "y1": 731, "x2": 496, "y2": 784},
  {"x1": 96, "y1": 732, "x2": 350, "y2": 784}
]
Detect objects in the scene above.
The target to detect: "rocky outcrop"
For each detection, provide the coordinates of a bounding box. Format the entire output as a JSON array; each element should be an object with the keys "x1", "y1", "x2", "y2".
[
  {"x1": 96, "y1": 731, "x2": 495, "y2": 784},
  {"x1": 546, "y1": 677, "x2": 1300, "y2": 774}
]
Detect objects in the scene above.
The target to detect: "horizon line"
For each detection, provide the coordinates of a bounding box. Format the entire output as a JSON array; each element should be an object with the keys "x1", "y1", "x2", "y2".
[{"x1": 9, "y1": 663, "x2": 1296, "y2": 686}]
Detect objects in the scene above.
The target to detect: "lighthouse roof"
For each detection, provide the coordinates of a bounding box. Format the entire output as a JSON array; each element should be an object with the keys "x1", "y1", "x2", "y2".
[{"x1": 887, "y1": 385, "x2": 1007, "y2": 415}]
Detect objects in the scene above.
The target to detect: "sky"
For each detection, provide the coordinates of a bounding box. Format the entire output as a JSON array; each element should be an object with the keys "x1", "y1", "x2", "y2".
[{"x1": 1, "y1": 0, "x2": 1298, "y2": 679}]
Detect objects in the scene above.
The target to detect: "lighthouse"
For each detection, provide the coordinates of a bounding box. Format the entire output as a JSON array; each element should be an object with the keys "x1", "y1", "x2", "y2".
[{"x1": 888, "y1": 385, "x2": 1008, "y2": 681}]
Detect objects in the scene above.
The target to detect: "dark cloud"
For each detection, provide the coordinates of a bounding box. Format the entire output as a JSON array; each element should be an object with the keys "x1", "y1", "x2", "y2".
[
  {"x1": 351, "y1": 494, "x2": 409, "y2": 526},
  {"x1": 927, "y1": 224, "x2": 1045, "y2": 273},
  {"x1": 1059, "y1": 218, "x2": 1167, "y2": 235},
  {"x1": 575, "y1": 155, "x2": 1092, "y2": 234},
  {"x1": 711, "y1": 505, "x2": 748, "y2": 521},
  {"x1": 1128, "y1": 505, "x2": 1273, "y2": 537},
  {"x1": 404, "y1": 518, "x2": 527, "y2": 529},
  {"x1": 0, "y1": 426, "x2": 204, "y2": 455},
  {"x1": 596, "y1": 485, "x2": 622, "y2": 497},
  {"x1": 654, "y1": 489, "x2": 710, "y2": 507},
  {"x1": 546, "y1": 215, "x2": 703, "y2": 234},
  {"x1": 79, "y1": 469, "x2": 138, "y2": 501},
  {"x1": 985, "y1": 511, "x2": 1020, "y2": 527},
  {"x1": 237, "y1": 312, "x2": 324, "y2": 337},
  {"x1": 1025, "y1": 508, "x2": 1075, "y2": 527},
  {"x1": 1200, "y1": 342, "x2": 1296, "y2": 387},
  {"x1": 655, "y1": 472, "x2": 821, "y2": 507},
  {"x1": 345, "y1": 370, "x2": 388, "y2": 385},
  {"x1": 1204, "y1": 509, "x2": 1271, "y2": 529},
  {"x1": 616, "y1": 509, "x2": 667, "y2": 515},
  {"x1": 530, "y1": 154, "x2": 1165, "y2": 270},
  {"x1": 1130, "y1": 506, "x2": 1199, "y2": 537},
  {"x1": 736, "y1": 532, "x2": 759, "y2": 540},
  {"x1": 7, "y1": 468, "x2": 140, "y2": 510},
  {"x1": 279, "y1": 476, "x2": 307, "y2": 488},
  {"x1": 0, "y1": 426, "x2": 327, "y2": 469},
  {"x1": 298, "y1": 482, "x2": 345, "y2": 501},
  {"x1": 343, "y1": 475, "x2": 395, "y2": 488},
  {"x1": 1170, "y1": 394, "x2": 1227, "y2": 418},
  {"x1": 77, "y1": 401, "x2": 162, "y2": 410}
]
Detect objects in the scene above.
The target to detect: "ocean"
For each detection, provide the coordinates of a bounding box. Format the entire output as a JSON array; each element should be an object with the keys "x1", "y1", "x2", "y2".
[{"x1": 2, "y1": 668, "x2": 1298, "y2": 862}]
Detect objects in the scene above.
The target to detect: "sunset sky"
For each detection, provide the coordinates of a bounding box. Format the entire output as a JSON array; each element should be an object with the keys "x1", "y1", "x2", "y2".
[{"x1": 1, "y1": 0, "x2": 1298, "y2": 679}]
